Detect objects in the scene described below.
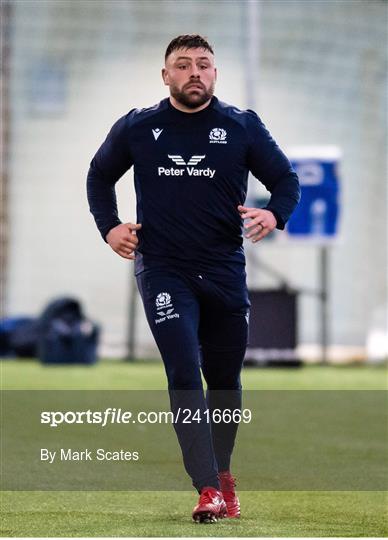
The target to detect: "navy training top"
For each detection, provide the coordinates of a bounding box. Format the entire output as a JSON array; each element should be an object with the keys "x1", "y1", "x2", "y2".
[{"x1": 87, "y1": 96, "x2": 300, "y2": 276}]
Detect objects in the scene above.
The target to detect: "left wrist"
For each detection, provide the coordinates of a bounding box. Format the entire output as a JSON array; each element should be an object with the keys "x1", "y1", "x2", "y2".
[{"x1": 264, "y1": 207, "x2": 283, "y2": 230}]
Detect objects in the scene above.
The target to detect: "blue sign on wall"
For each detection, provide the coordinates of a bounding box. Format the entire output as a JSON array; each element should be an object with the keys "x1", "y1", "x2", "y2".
[{"x1": 287, "y1": 147, "x2": 341, "y2": 241}]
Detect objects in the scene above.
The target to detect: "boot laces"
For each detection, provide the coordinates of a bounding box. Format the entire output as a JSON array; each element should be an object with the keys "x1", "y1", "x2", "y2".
[{"x1": 200, "y1": 488, "x2": 219, "y2": 504}]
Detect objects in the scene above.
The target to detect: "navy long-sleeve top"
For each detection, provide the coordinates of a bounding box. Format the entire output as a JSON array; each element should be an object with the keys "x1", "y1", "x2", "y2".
[{"x1": 87, "y1": 96, "x2": 300, "y2": 276}]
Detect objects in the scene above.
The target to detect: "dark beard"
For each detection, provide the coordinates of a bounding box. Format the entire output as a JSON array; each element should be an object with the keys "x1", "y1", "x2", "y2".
[{"x1": 170, "y1": 83, "x2": 214, "y2": 109}]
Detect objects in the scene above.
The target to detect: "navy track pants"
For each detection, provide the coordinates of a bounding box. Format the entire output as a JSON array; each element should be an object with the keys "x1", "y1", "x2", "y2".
[{"x1": 136, "y1": 267, "x2": 250, "y2": 491}]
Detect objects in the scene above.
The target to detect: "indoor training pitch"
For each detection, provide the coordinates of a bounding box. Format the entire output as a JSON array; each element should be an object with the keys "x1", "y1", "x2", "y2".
[{"x1": 1, "y1": 359, "x2": 387, "y2": 538}]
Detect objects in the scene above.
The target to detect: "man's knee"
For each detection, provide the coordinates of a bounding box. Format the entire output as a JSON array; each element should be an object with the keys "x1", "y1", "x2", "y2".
[
  {"x1": 201, "y1": 345, "x2": 245, "y2": 390},
  {"x1": 205, "y1": 376, "x2": 242, "y2": 391},
  {"x1": 166, "y1": 366, "x2": 203, "y2": 390}
]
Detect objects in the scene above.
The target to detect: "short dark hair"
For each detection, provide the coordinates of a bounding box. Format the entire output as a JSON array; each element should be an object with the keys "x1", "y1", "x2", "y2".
[{"x1": 165, "y1": 34, "x2": 214, "y2": 61}]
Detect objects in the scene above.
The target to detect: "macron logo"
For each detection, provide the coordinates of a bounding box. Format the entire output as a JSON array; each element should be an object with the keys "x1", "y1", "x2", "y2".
[{"x1": 152, "y1": 128, "x2": 163, "y2": 141}]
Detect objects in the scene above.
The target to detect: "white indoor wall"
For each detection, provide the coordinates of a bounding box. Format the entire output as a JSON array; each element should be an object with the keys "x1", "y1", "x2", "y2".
[
  {"x1": 7, "y1": 0, "x2": 246, "y2": 357},
  {"x1": 6, "y1": 0, "x2": 387, "y2": 359},
  {"x1": 251, "y1": 0, "x2": 387, "y2": 349}
]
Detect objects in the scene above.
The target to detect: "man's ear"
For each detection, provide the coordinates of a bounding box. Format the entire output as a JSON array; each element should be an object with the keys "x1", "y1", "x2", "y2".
[
  {"x1": 162, "y1": 68, "x2": 169, "y2": 86},
  {"x1": 214, "y1": 67, "x2": 217, "y2": 82}
]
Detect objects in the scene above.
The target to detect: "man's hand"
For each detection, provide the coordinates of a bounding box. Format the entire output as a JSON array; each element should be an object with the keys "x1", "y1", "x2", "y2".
[
  {"x1": 106, "y1": 222, "x2": 142, "y2": 259},
  {"x1": 238, "y1": 205, "x2": 277, "y2": 243}
]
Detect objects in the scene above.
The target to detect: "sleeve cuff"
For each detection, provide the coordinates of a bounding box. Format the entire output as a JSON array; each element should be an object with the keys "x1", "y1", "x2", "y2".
[
  {"x1": 264, "y1": 207, "x2": 285, "y2": 230},
  {"x1": 102, "y1": 220, "x2": 122, "y2": 243}
]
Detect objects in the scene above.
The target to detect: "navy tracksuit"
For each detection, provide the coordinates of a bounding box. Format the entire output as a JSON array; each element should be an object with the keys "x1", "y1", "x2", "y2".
[{"x1": 87, "y1": 96, "x2": 300, "y2": 491}]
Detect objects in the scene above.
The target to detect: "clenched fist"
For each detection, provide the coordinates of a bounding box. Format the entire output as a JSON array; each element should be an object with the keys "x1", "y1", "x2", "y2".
[{"x1": 106, "y1": 222, "x2": 142, "y2": 259}]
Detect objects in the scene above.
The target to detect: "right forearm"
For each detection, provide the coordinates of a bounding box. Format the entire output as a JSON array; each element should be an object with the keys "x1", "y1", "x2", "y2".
[
  {"x1": 86, "y1": 113, "x2": 134, "y2": 241},
  {"x1": 86, "y1": 160, "x2": 122, "y2": 242}
]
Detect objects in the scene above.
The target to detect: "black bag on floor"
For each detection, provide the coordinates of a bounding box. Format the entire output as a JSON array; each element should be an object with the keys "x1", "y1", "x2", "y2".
[
  {"x1": 38, "y1": 298, "x2": 99, "y2": 365},
  {"x1": 0, "y1": 317, "x2": 37, "y2": 357}
]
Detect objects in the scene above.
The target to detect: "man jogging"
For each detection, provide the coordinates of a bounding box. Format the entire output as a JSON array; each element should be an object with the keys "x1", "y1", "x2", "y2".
[{"x1": 87, "y1": 34, "x2": 300, "y2": 523}]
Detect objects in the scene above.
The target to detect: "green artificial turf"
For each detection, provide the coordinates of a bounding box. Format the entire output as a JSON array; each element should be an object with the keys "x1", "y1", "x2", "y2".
[
  {"x1": 1, "y1": 359, "x2": 387, "y2": 537},
  {"x1": 2, "y1": 358, "x2": 387, "y2": 390},
  {"x1": 1, "y1": 491, "x2": 387, "y2": 537}
]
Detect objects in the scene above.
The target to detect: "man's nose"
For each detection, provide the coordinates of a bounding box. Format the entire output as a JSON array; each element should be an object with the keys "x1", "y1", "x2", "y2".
[{"x1": 189, "y1": 65, "x2": 200, "y2": 77}]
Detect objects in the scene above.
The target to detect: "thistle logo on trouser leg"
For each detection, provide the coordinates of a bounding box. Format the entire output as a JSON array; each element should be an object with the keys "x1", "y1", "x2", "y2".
[{"x1": 155, "y1": 292, "x2": 180, "y2": 324}]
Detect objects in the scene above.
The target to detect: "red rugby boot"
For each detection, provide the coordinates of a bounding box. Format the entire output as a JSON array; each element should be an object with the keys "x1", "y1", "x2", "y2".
[
  {"x1": 219, "y1": 470, "x2": 240, "y2": 518},
  {"x1": 192, "y1": 486, "x2": 227, "y2": 523}
]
